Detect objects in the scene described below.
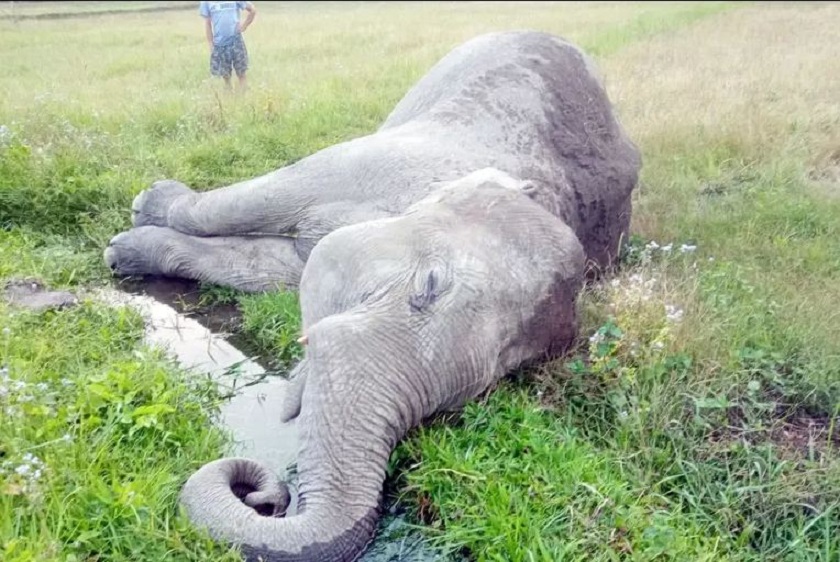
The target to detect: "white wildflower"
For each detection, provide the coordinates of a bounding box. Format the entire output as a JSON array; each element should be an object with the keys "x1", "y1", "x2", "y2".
[
  {"x1": 665, "y1": 305, "x2": 684, "y2": 323},
  {"x1": 8, "y1": 452, "x2": 47, "y2": 499},
  {"x1": 652, "y1": 341, "x2": 665, "y2": 351},
  {"x1": 680, "y1": 244, "x2": 697, "y2": 253},
  {"x1": 36, "y1": 383, "x2": 49, "y2": 392},
  {"x1": 661, "y1": 244, "x2": 673, "y2": 253}
]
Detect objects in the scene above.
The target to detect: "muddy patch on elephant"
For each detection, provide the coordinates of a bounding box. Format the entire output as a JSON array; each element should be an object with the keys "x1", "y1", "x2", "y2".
[{"x1": 102, "y1": 276, "x2": 457, "y2": 562}]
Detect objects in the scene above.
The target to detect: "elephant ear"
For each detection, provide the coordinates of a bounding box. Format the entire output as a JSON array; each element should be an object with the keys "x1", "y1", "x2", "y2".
[{"x1": 408, "y1": 262, "x2": 452, "y2": 313}]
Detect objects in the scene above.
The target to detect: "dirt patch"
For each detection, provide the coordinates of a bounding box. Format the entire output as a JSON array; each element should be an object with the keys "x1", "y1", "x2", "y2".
[
  {"x1": 808, "y1": 165, "x2": 840, "y2": 198},
  {"x1": 762, "y1": 387, "x2": 840, "y2": 461},
  {"x1": 807, "y1": 143, "x2": 840, "y2": 198},
  {"x1": 699, "y1": 171, "x2": 759, "y2": 198},
  {"x1": 3, "y1": 277, "x2": 78, "y2": 312},
  {"x1": 707, "y1": 405, "x2": 840, "y2": 464},
  {"x1": 768, "y1": 413, "x2": 840, "y2": 461}
]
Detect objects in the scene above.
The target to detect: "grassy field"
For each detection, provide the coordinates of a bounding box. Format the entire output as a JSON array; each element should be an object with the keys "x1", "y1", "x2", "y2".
[
  {"x1": 0, "y1": 2, "x2": 195, "y2": 20},
  {"x1": 2, "y1": 1, "x2": 839, "y2": 560}
]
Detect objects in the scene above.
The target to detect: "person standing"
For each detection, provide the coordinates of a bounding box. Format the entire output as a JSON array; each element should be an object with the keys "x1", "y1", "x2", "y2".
[{"x1": 200, "y1": 1, "x2": 257, "y2": 93}]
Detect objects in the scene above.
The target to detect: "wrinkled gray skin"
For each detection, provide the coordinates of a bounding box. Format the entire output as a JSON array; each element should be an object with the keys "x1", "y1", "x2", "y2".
[{"x1": 105, "y1": 30, "x2": 640, "y2": 562}]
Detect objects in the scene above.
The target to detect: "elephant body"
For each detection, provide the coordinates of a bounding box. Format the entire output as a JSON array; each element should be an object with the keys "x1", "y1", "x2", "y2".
[{"x1": 105, "y1": 30, "x2": 641, "y2": 562}]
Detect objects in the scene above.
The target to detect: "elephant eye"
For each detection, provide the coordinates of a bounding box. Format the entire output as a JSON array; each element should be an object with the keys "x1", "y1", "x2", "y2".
[{"x1": 409, "y1": 270, "x2": 441, "y2": 312}]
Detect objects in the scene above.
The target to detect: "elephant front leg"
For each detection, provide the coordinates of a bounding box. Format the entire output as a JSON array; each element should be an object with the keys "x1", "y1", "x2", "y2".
[{"x1": 104, "y1": 226, "x2": 304, "y2": 293}]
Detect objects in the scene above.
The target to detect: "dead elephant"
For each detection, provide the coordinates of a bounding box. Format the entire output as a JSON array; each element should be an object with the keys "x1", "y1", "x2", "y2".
[{"x1": 105, "y1": 30, "x2": 641, "y2": 562}]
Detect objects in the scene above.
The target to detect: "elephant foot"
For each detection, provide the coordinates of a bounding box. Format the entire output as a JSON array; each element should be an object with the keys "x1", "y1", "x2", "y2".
[
  {"x1": 131, "y1": 179, "x2": 194, "y2": 228},
  {"x1": 104, "y1": 227, "x2": 171, "y2": 277},
  {"x1": 105, "y1": 226, "x2": 305, "y2": 292}
]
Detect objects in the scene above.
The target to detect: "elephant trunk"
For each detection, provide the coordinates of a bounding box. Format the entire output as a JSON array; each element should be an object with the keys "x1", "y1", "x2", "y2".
[
  {"x1": 179, "y1": 456, "x2": 379, "y2": 562},
  {"x1": 179, "y1": 313, "x2": 438, "y2": 561}
]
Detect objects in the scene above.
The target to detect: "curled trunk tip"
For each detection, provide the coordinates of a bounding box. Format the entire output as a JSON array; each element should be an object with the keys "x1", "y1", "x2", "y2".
[{"x1": 180, "y1": 457, "x2": 379, "y2": 561}]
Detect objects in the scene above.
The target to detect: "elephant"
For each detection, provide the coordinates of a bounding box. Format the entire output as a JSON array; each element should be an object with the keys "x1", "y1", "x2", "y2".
[{"x1": 104, "y1": 30, "x2": 641, "y2": 562}]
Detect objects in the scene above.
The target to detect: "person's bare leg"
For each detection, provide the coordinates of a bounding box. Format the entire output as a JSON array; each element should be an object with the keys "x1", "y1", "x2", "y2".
[
  {"x1": 223, "y1": 74, "x2": 233, "y2": 92},
  {"x1": 237, "y1": 71, "x2": 248, "y2": 94}
]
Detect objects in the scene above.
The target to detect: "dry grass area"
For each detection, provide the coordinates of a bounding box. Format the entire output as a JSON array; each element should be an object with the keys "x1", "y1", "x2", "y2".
[
  {"x1": 0, "y1": 2, "x2": 730, "y2": 125},
  {"x1": 601, "y1": 2, "x2": 840, "y2": 374},
  {"x1": 604, "y1": 1, "x2": 840, "y2": 227},
  {"x1": 0, "y1": 2, "x2": 194, "y2": 18}
]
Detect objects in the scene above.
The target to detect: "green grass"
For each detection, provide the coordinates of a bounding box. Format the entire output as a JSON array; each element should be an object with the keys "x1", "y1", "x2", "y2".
[
  {"x1": 394, "y1": 388, "x2": 729, "y2": 561},
  {"x1": 237, "y1": 291, "x2": 304, "y2": 371},
  {"x1": 3, "y1": 1, "x2": 840, "y2": 561},
  {"x1": 0, "y1": 300, "x2": 241, "y2": 561}
]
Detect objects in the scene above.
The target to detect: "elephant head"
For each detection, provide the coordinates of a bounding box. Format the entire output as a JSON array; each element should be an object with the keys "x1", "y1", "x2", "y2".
[{"x1": 179, "y1": 168, "x2": 586, "y2": 561}]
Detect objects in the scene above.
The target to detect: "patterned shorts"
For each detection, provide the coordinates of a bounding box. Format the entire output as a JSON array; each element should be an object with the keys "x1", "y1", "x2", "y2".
[{"x1": 210, "y1": 34, "x2": 249, "y2": 78}]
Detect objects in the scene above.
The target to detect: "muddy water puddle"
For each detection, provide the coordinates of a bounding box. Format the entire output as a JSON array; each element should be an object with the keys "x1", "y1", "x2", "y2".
[{"x1": 102, "y1": 276, "x2": 458, "y2": 562}]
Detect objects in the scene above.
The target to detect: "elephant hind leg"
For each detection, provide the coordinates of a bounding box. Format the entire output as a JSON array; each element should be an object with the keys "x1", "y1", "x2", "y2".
[
  {"x1": 131, "y1": 179, "x2": 195, "y2": 228},
  {"x1": 104, "y1": 226, "x2": 304, "y2": 293}
]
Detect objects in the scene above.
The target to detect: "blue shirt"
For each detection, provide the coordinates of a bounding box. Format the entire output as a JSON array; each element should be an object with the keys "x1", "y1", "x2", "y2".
[{"x1": 200, "y1": 1, "x2": 248, "y2": 46}]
